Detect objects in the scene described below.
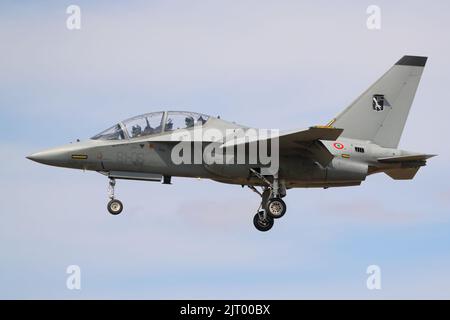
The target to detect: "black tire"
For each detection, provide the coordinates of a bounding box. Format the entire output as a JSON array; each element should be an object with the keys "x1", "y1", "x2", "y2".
[
  {"x1": 253, "y1": 212, "x2": 274, "y2": 232},
  {"x1": 107, "y1": 199, "x2": 123, "y2": 215},
  {"x1": 266, "y1": 197, "x2": 286, "y2": 219}
]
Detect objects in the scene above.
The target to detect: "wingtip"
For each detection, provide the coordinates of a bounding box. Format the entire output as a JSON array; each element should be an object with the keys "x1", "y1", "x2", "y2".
[{"x1": 396, "y1": 55, "x2": 428, "y2": 67}]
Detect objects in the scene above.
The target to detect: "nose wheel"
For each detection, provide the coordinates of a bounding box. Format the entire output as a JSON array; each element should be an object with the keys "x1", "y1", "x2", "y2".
[
  {"x1": 107, "y1": 199, "x2": 123, "y2": 215},
  {"x1": 107, "y1": 178, "x2": 124, "y2": 215}
]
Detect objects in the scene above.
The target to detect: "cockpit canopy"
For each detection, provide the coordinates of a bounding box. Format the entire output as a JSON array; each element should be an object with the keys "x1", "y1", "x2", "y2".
[{"x1": 91, "y1": 111, "x2": 210, "y2": 140}]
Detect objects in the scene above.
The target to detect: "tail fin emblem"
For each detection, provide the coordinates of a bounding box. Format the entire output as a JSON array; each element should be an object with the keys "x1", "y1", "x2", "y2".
[{"x1": 372, "y1": 94, "x2": 385, "y2": 112}]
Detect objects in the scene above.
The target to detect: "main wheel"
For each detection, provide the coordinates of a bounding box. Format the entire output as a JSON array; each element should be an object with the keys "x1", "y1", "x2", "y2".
[
  {"x1": 253, "y1": 212, "x2": 274, "y2": 232},
  {"x1": 107, "y1": 199, "x2": 123, "y2": 215},
  {"x1": 266, "y1": 197, "x2": 286, "y2": 219}
]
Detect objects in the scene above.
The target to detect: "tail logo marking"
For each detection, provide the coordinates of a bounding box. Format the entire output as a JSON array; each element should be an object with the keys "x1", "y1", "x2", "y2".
[{"x1": 372, "y1": 94, "x2": 385, "y2": 112}]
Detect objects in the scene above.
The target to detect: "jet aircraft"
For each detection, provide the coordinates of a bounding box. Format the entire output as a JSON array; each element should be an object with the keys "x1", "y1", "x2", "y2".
[{"x1": 27, "y1": 55, "x2": 434, "y2": 231}]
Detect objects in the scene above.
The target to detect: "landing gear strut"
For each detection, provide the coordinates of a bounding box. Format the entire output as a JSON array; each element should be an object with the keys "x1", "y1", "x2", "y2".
[
  {"x1": 107, "y1": 178, "x2": 123, "y2": 215},
  {"x1": 248, "y1": 169, "x2": 287, "y2": 232}
]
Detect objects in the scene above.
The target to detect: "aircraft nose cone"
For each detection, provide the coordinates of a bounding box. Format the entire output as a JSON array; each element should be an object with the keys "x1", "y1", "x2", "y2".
[
  {"x1": 26, "y1": 153, "x2": 41, "y2": 161},
  {"x1": 26, "y1": 148, "x2": 67, "y2": 166}
]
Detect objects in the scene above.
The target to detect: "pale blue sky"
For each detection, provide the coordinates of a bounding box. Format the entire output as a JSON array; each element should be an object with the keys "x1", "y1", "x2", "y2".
[{"x1": 1, "y1": 0, "x2": 450, "y2": 299}]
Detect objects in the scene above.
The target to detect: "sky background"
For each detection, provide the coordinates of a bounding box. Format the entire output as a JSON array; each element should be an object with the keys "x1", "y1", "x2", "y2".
[{"x1": 1, "y1": 0, "x2": 450, "y2": 299}]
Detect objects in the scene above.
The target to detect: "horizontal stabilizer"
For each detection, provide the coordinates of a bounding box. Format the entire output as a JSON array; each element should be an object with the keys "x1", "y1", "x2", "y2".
[
  {"x1": 385, "y1": 168, "x2": 420, "y2": 180},
  {"x1": 378, "y1": 154, "x2": 436, "y2": 163},
  {"x1": 380, "y1": 154, "x2": 435, "y2": 180}
]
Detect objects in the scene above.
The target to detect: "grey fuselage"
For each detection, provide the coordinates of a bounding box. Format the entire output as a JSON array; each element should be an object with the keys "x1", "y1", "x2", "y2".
[{"x1": 27, "y1": 115, "x2": 415, "y2": 189}]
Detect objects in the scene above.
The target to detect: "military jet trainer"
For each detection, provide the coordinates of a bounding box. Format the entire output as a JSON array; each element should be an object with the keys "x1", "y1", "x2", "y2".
[{"x1": 28, "y1": 55, "x2": 434, "y2": 231}]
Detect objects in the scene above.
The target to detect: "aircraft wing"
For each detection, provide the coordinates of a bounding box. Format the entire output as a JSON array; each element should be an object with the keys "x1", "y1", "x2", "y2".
[
  {"x1": 221, "y1": 126, "x2": 343, "y2": 167},
  {"x1": 277, "y1": 126, "x2": 343, "y2": 146},
  {"x1": 141, "y1": 126, "x2": 344, "y2": 167}
]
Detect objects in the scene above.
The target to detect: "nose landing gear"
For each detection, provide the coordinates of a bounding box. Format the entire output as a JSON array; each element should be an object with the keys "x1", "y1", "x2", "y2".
[{"x1": 107, "y1": 178, "x2": 123, "y2": 215}]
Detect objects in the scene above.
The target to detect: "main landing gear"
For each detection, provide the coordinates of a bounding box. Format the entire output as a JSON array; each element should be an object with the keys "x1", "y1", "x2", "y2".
[
  {"x1": 107, "y1": 178, "x2": 123, "y2": 215},
  {"x1": 248, "y1": 169, "x2": 287, "y2": 232},
  {"x1": 253, "y1": 211, "x2": 274, "y2": 232}
]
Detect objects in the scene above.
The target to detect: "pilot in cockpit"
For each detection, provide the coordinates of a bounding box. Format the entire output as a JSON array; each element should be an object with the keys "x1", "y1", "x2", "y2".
[
  {"x1": 132, "y1": 125, "x2": 142, "y2": 137},
  {"x1": 185, "y1": 116, "x2": 195, "y2": 128},
  {"x1": 143, "y1": 117, "x2": 154, "y2": 135},
  {"x1": 166, "y1": 119, "x2": 174, "y2": 131},
  {"x1": 116, "y1": 124, "x2": 125, "y2": 140},
  {"x1": 198, "y1": 116, "x2": 206, "y2": 125}
]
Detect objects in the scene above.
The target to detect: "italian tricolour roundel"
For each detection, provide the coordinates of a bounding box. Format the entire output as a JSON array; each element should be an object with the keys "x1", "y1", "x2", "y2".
[{"x1": 333, "y1": 142, "x2": 344, "y2": 150}]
